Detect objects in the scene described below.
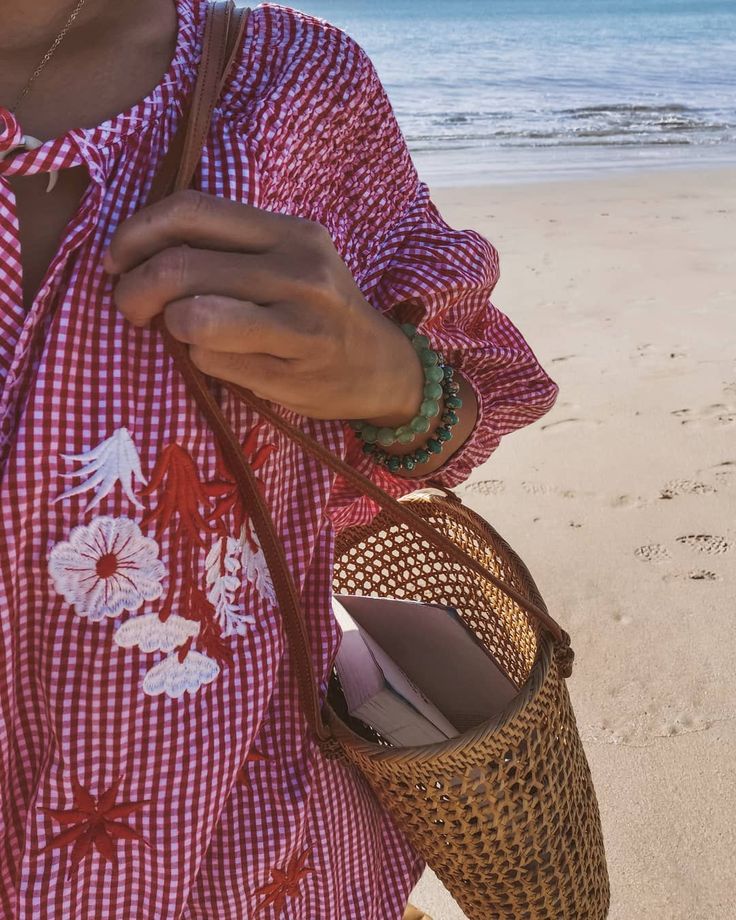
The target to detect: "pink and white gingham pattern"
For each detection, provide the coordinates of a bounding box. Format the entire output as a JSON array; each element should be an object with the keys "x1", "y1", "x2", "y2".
[{"x1": 0, "y1": 2, "x2": 559, "y2": 917}]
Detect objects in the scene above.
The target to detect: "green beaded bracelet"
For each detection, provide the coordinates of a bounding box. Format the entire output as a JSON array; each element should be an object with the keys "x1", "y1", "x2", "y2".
[
  {"x1": 350, "y1": 322, "x2": 455, "y2": 448},
  {"x1": 351, "y1": 322, "x2": 464, "y2": 472}
]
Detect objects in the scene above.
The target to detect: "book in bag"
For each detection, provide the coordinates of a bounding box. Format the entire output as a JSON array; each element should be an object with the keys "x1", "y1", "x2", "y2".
[
  {"x1": 334, "y1": 594, "x2": 520, "y2": 734},
  {"x1": 331, "y1": 597, "x2": 459, "y2": 746}
]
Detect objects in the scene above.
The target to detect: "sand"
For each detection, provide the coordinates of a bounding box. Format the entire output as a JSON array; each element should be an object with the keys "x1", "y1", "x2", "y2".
[{"x1": 407, "y1": 165, "x2": 736, "y2": 920}]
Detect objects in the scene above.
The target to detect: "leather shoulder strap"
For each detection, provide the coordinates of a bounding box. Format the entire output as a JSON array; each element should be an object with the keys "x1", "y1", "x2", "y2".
[
  {"x1": 146, "y1": 1, "x2": 251, "y2": 206},
  {"x1": 144, "y1": 0, "x2": 572, "y2": 742}
]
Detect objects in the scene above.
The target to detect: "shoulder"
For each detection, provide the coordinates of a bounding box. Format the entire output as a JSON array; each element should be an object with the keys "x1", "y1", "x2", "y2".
[{"x1": 219, "y1": 2, "x2": 371, "y2": 118}]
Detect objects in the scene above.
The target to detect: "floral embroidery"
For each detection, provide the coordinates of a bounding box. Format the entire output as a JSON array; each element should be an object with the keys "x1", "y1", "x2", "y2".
[
  {"x1": 137, "y1": 442, "x2": 234, "y2": 669},
  {"x1": 141, "y1": 640, "x2": 220, "y2": 698},
  {"x1": 203, "y1": 420, "x2": 278, "y2": 537},
  {"x1": 49, "y1": 421, "x2": 279, "y2": 699},
  {"x1": 205, "y1": 535, "x2": 255, "y2": 638},
  {"x1": 113, "y1": 612, "x2": 200, "y2": 653},
  {"x1": 254, "y1": 846, "x2": 314, "y2": 913},
  {"x1": 37, "y1": 773, "x2": 151, "y2": 878},
  {"x1": 54, "y1": 427, "x2": 147, "y2": 512},
  {"x1": 48, "y1": 516, "x2": 166, "y2": 622},
  {"x1": 140, "y1": 443, "x2": 216, "y2": 551},
  {"x1": 204, "y1": 523, "x2": 277, "y2": 639},
  {"x1": 240, "y1": 520, "x2": 277, "y2": 607},
  {"x1": 236, "y1": 745, "x2": 270, "y2": 790}
]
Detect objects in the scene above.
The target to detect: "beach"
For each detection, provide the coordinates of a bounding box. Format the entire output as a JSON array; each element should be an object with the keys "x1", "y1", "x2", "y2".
[{"x1": 407, "y1": 164, "x2": 736, "y2": 919}]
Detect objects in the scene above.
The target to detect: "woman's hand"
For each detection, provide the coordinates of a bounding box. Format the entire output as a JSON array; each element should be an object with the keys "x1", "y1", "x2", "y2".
[{"x1": 103, "y1": 189, "x2": 424, "y2": 424}]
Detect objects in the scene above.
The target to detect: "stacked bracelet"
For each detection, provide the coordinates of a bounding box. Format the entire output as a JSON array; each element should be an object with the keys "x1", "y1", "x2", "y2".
[{"x1": 349, "y1": 322, "x2": 463, "y2": 473}]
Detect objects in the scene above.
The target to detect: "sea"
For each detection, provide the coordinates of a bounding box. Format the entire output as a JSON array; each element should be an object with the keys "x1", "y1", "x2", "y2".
[{"x1": 303, "y1": 0, "x2": 736, "y2": 185}]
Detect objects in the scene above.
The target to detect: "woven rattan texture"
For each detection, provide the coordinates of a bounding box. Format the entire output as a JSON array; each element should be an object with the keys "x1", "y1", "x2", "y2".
[
  {"x1": 328, "y1": 493, "x2": 610, "y2": 918},
  {"x1": 332, "y1": 495, "x2": 544, "y2": 691}
]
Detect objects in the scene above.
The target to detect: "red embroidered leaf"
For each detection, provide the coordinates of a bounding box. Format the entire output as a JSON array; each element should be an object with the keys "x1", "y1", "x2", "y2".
[
  {"x1": 236, "y1": 747, "x2": 270, "y2": 788},
  {"x1": 188, "y1": 585, "x2": 217, "y2": 627},
  {"x1": 256, "y1": 878, "x2": 288, "y2": 912},
  {"x1": 204, "y1": 424, "x2": 276, "y2": 533},
  {"x1": 103, "y1": 820, "x2": 148, "y2": 844},
  {"x1": 236, "y1": 768, "x2": 249, "y2": 788},
  {"x1": 103, "y1": 800, "x2": 150, "y2": 820},
  {"x1": 202, "y1": 490, "x2": 237, "y2": 523},
  {"x1": 68, "y1": 826, "x2": 96, "y2": 875},
  {"x1": 38, "y1": 807, "x2": 90, "y2": 825},
  {"x1": 250, "y1": 443, "x2": 278, "y2": 472},
  {"x1": 198, "y1": 617, "x2": 235, "y2": 666},
  {"x1": 97, "y1": 774, "x2": 124, "y2": 813},
  {"x1": 140, "y1": 444, "x2": 215, "y2": 547},
  {"x1": 93, "y1": 826, "x2": 115, "y2": 862},
  {"x1": 254, "y1": 846, "x2": 314, "y2": 913},
  {"x1": 202, "y1": 481, "x2": 242, "y2": 532},
  {"x1": 240, "y1": 421, "x2": 266, "y2": 458},
  {"x1": 187, "y1": 585, "x2": 234, "y2": 666},
  {"x1": 39, "y1": 823, "x2": 89, "y2": 853},
  {"x1": 176, "y1": 635, "x2": 194, "y2": 664},
  {"x1": 71, "y1": 775, "x2": 97, "y2": 814}
]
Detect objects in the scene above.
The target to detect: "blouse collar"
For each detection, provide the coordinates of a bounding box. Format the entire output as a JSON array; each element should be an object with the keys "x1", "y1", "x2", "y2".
[{"x1": 0, "y1": 0, "x2": 205, "y2": 186}]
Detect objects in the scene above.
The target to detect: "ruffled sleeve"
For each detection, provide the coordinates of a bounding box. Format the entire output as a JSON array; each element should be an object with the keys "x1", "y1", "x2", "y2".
[{"x1": 315, "y1": 39, "x2": 559, "y2": 533}]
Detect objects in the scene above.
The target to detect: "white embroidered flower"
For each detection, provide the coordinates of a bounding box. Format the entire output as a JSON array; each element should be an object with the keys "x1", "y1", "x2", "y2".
[
  {"x1": 142, "y1": 650, "x2": 220, "y2": 699},
  {"x1": 54, "y1": 426, "x2": 147, "y2": 512},
  {"x1": 240, "y1": 521, "x2": 277, "y2": 608},
  {"x1": 113, "y1": 613, "x2": 200, "y2": 653},
  {"x1": 48, "y1": 516, "x2": 166, "y2": 622},
  {"x1": 205, "y1": 536, "x2": 257, "y2": 638}
]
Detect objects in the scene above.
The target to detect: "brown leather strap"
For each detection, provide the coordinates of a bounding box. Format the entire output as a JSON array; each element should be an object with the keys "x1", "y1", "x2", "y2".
[
  {"x1": 147, "y1": 1, "x2": 251, "y2": 206},
  {"x1": 147, "y1": 1, "x2": 333, "y2": 741},
  {"x1": 221, "y1": 385, "x2": 562, "y2": 635},
  {"x1": 145, "y1": 0, "x2": 571, "y2": 742}
]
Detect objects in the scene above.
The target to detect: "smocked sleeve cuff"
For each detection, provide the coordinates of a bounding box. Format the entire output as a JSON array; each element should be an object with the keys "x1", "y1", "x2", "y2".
[{"x1": 324, "y1": 179, "x2": 559, "y2": 533}]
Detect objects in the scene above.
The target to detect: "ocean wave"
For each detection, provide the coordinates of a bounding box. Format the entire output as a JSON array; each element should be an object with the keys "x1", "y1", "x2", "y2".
[
  {"x1": 559, "y1": 103, "x2": 692, "y2": 116},
  {"x1": 405, "y1": 102, "x2": 736, "y2": 149}
]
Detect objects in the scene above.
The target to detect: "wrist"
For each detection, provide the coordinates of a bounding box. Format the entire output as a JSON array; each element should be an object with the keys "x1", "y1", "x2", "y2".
[{"x1": 362, "y1": 321, "x2": 425, "y2": 428}]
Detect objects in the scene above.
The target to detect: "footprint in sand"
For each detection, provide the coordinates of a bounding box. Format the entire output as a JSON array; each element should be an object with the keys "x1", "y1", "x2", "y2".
[
  {"x1": 611, "y1": 494, "x2": 649, "y2": 510},
  {"x1": 521, "y1": 481, "x2": 576, "y2": 498},
  {"x1": 671, "y1": 404, "x2": 736, "y2": 427},
  {"x1": 696, "y1": 461, "x2": 736, "y2": 489},
  {"x1": 675, "y1": 534, "x2": 732, "y2": 555},
  {"x1": 462, "y1": 479, "x2": 506, "y2": 496},
  {"x1": 634, "y1": 544, "x2": 671, "y2": 564},
  {"x1": 659, "y1": 479, "x2": 716, "y2": 499},
  {"x1": 713, "y1": 469, "x2": 736, "y2": 488},
  {"x1": 662, "y1": 570, "x2": 721, "y2": 583}
]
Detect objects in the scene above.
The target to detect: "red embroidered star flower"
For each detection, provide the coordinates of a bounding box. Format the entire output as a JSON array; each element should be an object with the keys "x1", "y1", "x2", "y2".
[
  {"x1": 236, "y1": 746, "x2": 270, "y2": 788},
  {"x1": 254, "y1": 846, "x2": 314, "y2": 913},
  {"x1": 38, "y1": 773, "x2": 151, "y2": 878}
]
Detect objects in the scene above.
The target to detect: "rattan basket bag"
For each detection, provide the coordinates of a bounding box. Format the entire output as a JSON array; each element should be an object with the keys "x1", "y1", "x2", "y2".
[{"x1": 144, "y1": 3, "x2": 611, "y2": 917}]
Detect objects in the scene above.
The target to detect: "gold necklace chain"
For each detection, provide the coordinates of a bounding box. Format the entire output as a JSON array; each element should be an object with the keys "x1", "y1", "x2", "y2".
[{"x1": 9, "y1": 0, "x2": 91, "y2": 115}]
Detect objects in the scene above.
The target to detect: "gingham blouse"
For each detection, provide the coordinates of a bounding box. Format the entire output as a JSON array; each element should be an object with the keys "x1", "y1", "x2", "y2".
[{"x1": 0, "y1": 1, "x2": 559, "y2": 917}]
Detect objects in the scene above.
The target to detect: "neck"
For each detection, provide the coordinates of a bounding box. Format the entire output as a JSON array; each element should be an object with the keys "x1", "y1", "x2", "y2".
[{"x1": 0, "y1": 1, "x2": 141, "y2": 54}]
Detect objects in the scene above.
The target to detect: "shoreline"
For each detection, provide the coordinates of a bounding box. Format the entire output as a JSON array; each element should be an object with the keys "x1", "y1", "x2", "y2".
[{"x1": 411, "y1": 144, "x2": 736, "y2": 188}]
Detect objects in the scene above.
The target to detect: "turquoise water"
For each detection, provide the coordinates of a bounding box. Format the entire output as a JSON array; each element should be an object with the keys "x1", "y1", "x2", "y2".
[{"x1": 303, "y1": 0, "x2": 736, "y2": 184}]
